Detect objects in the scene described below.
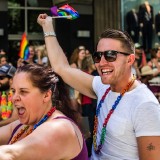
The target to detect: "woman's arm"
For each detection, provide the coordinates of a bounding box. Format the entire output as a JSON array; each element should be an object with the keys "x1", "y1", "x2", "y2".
[
  {"x1": 0, "y1": 120, "x2": 19, "y2": 145},
  {"x1": 0, "y1": 119, "x2": 83, "y2": 160}
]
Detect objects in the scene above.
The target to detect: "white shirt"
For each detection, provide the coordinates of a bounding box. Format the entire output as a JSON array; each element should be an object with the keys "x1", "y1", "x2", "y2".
[{"x1": 91, "y1": 76, "x2": 160, "y2": 160}]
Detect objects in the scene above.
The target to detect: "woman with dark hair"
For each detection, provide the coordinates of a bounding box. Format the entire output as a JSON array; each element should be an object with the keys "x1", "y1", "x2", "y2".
[{"x1": 0, "y1": 63, "x2": 88, "y2": 160}]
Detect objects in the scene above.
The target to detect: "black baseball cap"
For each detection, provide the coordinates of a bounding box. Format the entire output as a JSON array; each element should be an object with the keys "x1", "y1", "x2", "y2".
[{"x1": 0, "y1": 64, "x2": 16, "y2": 77}]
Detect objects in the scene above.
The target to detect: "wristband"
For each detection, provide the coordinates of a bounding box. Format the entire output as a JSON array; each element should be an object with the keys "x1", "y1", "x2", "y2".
[{"x1": 44, "y1": 32, "x2": 56, "y2": 37}]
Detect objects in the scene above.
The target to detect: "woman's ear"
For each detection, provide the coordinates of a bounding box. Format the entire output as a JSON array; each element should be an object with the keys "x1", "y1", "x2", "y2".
[{"x1": 43, "y1": 90, "x2": 52, "y2": 103}]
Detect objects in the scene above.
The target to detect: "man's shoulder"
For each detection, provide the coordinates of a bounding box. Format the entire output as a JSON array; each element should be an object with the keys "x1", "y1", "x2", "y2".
[{"x1": 130, "y1": 83, "x2": 159, "y2": 105}]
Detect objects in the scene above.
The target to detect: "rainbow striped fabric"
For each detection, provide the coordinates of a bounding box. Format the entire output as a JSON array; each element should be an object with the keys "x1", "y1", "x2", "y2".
[
  {"x1": 51, "y1": 4, "x2": 79, "y2": 20},
  {"x1": 19, "y1": 33, "x2": 30, "y2": 60}
]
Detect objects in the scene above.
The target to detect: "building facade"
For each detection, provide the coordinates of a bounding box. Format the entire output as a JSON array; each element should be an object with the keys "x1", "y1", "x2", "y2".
[{"x1": 0, "y1": 0, "x2": 121, "y2": 63}]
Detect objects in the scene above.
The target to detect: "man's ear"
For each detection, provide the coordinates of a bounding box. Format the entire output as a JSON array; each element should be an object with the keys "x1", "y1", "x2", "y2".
[{"x1": 128, "y1": 54, "x2": 135, "y2": 65}]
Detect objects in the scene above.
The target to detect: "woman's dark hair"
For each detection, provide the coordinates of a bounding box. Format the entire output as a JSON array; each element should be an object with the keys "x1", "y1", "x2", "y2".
[
  {"x1": 16, "y1": 63, "x2": 78, "y2": 123},
  {"x1": 98, "y1": 28, "x2": 135, "y2": 54}
]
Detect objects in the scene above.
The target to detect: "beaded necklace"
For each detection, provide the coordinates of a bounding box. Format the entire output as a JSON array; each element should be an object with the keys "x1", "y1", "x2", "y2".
[
  {"x1": 10, "y1": 106, "x2": 56, "y2": 144},
  {"x1": 93, "y1": 76, "x2": 135, "y2": 154}
]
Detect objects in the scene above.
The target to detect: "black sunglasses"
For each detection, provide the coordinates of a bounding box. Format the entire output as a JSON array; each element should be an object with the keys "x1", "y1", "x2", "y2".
[{"x1": 92, "y1": 50, "x2": 130, "y2": 63}]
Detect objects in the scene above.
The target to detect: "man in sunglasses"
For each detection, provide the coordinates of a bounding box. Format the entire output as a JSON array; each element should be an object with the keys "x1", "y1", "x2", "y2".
[
  {"x1": 0, "y1": 64, "x2": 18, "y2": 127},
  {"x1": 38, "y1": 14, "x2": 160, "y2": 160}
]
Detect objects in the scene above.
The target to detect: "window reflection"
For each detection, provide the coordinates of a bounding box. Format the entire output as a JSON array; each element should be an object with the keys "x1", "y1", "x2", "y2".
[
  {"x1": 8, "y1": 9, "x2": 24, "y2": 34},
  {"x1": 8, "y1": 0, "x2": 25, "y2": 7},
  {"x1": 28, "y1": 10, "x2": 50, "y2": 33},
  {"x1": 8, "y1": 0, "x2": 53, "y2": 57}
]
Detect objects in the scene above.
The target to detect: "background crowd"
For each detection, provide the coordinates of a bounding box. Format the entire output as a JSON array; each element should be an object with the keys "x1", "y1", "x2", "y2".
[{"x1": 0, "y1": 38, "x2": 160, "y2": 158}]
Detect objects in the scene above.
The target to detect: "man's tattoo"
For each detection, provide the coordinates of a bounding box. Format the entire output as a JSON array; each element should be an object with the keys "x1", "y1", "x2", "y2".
[{"x1": 147, "y1": 143, "x2": 155, "y2": 151}]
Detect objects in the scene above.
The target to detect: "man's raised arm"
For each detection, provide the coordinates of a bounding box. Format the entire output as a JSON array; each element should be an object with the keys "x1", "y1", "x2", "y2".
[{"x1": 37, "y1": 14, "x2": 96, "y2": 99}]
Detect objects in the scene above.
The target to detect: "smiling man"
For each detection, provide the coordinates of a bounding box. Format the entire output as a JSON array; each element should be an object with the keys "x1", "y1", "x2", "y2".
[{"x1": 37, "y1": 14, "x2": 160, "y2": 160}]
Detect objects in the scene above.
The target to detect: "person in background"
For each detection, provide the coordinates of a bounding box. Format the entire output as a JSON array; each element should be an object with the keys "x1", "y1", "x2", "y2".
[
  {"x1": 0, "y1": 55, "x2": 8, "y2": 67},
  {"x1": 69, "y1": 46, "x2": 86, "y2": 109},
  {"x1": 147, "y1": 48, "x2": 160, "y2": 101},
  {"x1": 0, "y1": 63, "x2": 88, "y2": 160},
  {"x1": 70, "y1": 46, "x2": 86, "y2": 69},
  {"x1": 132, "y1": 43, "x2": 147, "y2": 79},
  {"x1": 140, "y1": 65, "x2": 154, "y2": 86},
  {"x1": 134, "y1": 43, "x2": 147, "y2": 68},
  {"x1": 148, "y1": 48, "x2": 160, "y2": 78},
  {"x1": 81, "y1": 55, "x2": 96, "y2": 157},
  {"x1": 0, "y1": 64, "x2": 18, "y2": 127},
  {"x1": 38, "y1": 14, "x2": 160, "y2": 160},
  {"x1": 81, "y1": 54, "x2": 96, "y2": 133},
  {"x1": 35, "y1": 44, "x2": 49, "y2": 66},
  {"x1": 25, "y1": 45, "x2": 36, "y2": 64},
  {"x1": 0, "y1": 49, "x2": 6, "y2": 56},
  {"x1": 85, "y1": 49, "x2": 92, "y2": 57},
  {"x1": 17, "y1": 45, "x2": 36, "y2": 67}
]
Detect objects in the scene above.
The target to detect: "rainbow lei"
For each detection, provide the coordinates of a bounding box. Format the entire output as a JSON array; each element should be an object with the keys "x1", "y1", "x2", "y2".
[
  {"x1": 93, "y1": 76, "x2": 136, "y2": 154},
  {"x1": 1, "y1": 91, "x2": 13, "y2": 120}
]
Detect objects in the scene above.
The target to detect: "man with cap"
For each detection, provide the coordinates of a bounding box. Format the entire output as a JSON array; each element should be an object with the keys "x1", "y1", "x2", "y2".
[{"x1": 0, "y1": 64, "x2": 18, "y2": 127}]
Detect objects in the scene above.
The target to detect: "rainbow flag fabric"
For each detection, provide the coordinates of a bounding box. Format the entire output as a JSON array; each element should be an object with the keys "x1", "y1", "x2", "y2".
[
  {"x1": 19, "y1": 33, "x2": 30, "y2": 60},
  {"x1": 51, "y1": 4, "x2": 79, "y2": 20}
]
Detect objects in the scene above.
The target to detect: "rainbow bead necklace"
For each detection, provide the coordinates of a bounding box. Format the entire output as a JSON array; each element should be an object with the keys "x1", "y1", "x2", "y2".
[
  {"x1": 10, "y1": 106, "x2": 56, "y2": 144},
  {"x1": 93, "y1": 76, "x2": 135, "y2": 154}
]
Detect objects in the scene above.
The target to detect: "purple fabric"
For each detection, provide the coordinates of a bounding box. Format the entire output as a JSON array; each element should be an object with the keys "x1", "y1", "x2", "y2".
[
  {"x1": 50, "y1": 6, "x2": 58, "y2": 16},
  {"x1": 53, "y1": 116, "x2": 89, "y2": 160},
  {"x1": 7, "y1": 123, "x2": 23, "y2": 144},
  {"x1": 7, "y1": 117, "x2": 89, "y2": 160},
  {"x1": 149, "y1": 85, "x2": 160, "y2": 93}
]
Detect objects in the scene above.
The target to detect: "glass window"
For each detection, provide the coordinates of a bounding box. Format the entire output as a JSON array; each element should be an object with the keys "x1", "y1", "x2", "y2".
[
  {"x1": 8, "y1": 9, "x2": 25, "y2": 34},
  {"x1": 28, "y1": 9, "x2": 50, "y2": 33},
  {"x1": 121, "y1": 0, "x2": 160, "y2": 47},
  {"x1": 27, "y1": 0, "x2": 53, "y2": 7},
  {"x1": 8, "y1": 0, "x2": 53, "y2": 64},
  {"x1": 8, "y1": 0, "x2": 25, "y2": 7}
]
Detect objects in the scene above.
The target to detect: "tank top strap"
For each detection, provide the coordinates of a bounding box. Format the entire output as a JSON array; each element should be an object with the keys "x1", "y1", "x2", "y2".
[
  {"x1": 8, "y1": 123, "x2": 23, "y2": 144},
  {"x1": 53, "y1": 116, "x2": 75, "y2": 123},
  {"x1": 52, "y1": 116, "x2": 88, "y2": 160},
  {"x1": 52, "y1": 116, "x2": 81, "y2": 147}
]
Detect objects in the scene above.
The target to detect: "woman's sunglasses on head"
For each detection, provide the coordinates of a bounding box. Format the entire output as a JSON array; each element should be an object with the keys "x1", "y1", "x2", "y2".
[{"x1": 92, "y1": 50, "x2": 130, "y2": 63}]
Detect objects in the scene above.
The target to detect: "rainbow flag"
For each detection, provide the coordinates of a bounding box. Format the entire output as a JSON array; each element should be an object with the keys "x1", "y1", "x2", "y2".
[
  {"x1": 51, "y1": 4, "x2": 79, "y2": 20},
  {"x1": 19, "y1": 33, "x2": 30, "y2": 60}
]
